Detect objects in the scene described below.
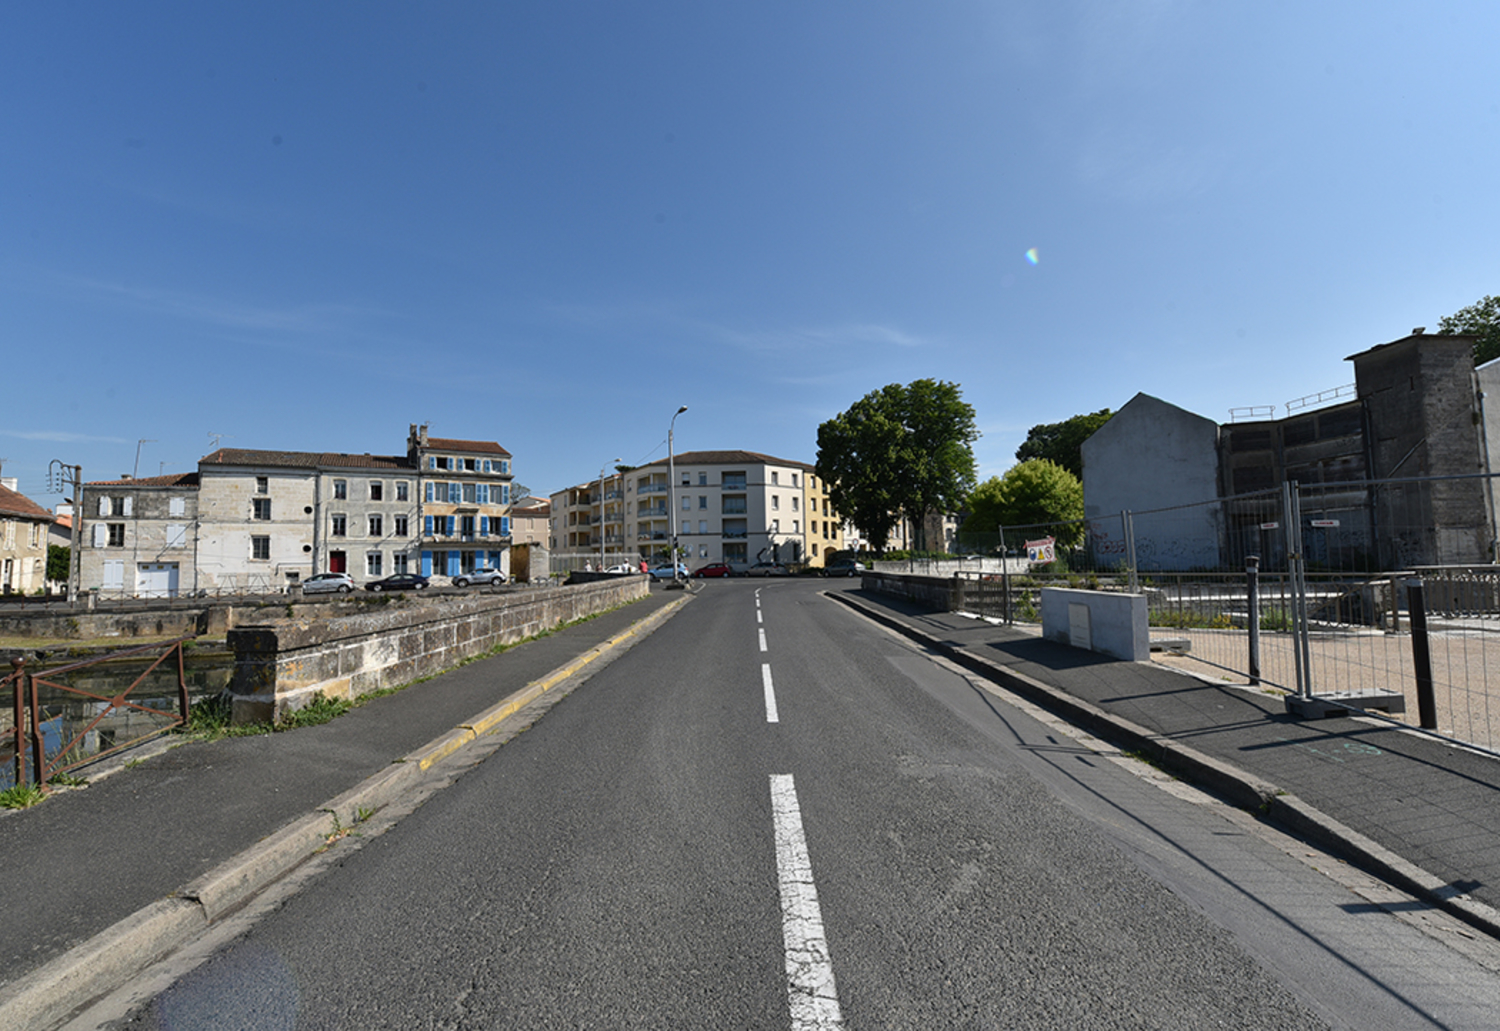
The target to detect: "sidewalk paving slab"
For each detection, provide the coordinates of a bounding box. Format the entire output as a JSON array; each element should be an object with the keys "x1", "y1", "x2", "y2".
[{"x1": 830, "y1": 586, "x2": 1500, "y2": 935}]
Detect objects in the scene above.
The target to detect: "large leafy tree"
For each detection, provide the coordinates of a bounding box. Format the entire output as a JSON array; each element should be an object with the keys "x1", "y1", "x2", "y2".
[
  {"x1": 1014, "y1": 409, "x2": 1112, "y2": 479},
  {"x1": 963, "y1": 459, "x2": 1085, "y2": 548},
  {"x1": 1437, "y1": 295, "x2": 1500, "y2": 366},
  {"x1": 816, "y1": 379, "x2": 979, "y2": 553},
  {"x1": 47, "y1": 544, "x2": 70, "y2": 583}
]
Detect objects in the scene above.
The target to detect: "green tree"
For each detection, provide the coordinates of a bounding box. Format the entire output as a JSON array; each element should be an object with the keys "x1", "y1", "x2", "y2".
[
  {"x1": 1014, "y1": 409, "x2": 1112, "y2": 479},
  {"x1": 1437, "y1": 295, "x2": 1500, "y2": 366},
  {"x1": 47, "y1": 544, "x2": 70, "y2": 583},
  {"x1": 963, "y1": 459, "x2": 1085, "y2": 548},
  {"x1": 816, "y1": 379, "x2": 979, "y2": 554}
]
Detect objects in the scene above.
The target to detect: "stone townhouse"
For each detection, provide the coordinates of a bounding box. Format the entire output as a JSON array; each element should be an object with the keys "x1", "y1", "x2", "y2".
[
  {"x1": 78, "y1": 425, "x2": 515, "y2": 596},
  {"x1": 0, "y1": 479, "x2": 54, "y2": 594}
]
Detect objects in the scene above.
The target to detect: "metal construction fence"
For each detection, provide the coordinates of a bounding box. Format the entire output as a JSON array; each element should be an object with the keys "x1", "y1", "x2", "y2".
[{"x1": 904, "y1": 472, "x2": 1500, "y2": 756}]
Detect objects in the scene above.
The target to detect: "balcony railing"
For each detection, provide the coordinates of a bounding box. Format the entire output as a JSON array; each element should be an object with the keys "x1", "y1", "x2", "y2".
[
  {"x1": 722, "y1": 530, "x2": 748, "y2": 539},
  {"x1": 639, "y1": 484, "x2": 668, "y2": 495},
  {"x1": 638, "y1": 505, "x2": 667, "y2": 517},
  {"x1": 722, "y1": 503, "x2": 748, "y2": 515}
]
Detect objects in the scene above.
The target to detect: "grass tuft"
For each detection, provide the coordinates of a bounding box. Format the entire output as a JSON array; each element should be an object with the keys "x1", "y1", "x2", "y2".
[{"x1": 0, "y1": 784, "x2": 47, "y2": 809}]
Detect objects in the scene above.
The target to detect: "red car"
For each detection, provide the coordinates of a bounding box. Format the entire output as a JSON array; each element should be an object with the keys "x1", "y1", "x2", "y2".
[{"x1": 693, "y1": 562, "x2": 734, "y2": 578}]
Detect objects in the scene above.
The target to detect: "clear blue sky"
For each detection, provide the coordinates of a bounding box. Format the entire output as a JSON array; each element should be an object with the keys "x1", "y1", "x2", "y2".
[{"x1": 4, "y1": 2, "x2": 1497, "y2": 506}]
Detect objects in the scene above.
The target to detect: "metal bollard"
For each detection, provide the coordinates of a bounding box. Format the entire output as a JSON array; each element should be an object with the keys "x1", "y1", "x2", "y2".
[
  {"x1": 1246, "y1": 556, "x2": 1261, "y2": 686},
  {"x1": 10, "y1": 657, "x2": 24, "y2": 788},
  {"x1": 1407, "y1": 579, "x2": 1438, "y2": 730}
]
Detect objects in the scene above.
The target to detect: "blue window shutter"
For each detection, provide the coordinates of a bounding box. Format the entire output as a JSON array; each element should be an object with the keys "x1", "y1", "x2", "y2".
[
  {"x1": 501, "y1": 484, "x2": 510, "y2": 504},
  {"x1": 425, "y1": 482, "x2": 434, "y2": 503},
  {"x1": 428, "y1": 457, "x2": 436, "y2": 470},
  {"x1": 501, "y1": 516, "x2": 511, "y2": 536},
  {"x1": 449, "y1": 483, "x2": 460, "y2": 504},
  {"x1": 478, "y1": 484, "x2": 488, "y2": 504},
  {"x1": 446, "y1": 516, "x2": 455, "y2": 535},
  {"x1": 483, "y1": 460, "x2": 490, "y2": 473},
  {"x1": 480, "y1": 516, "x2": 489, "y2": 536},
  {"x1": 424, "y1": 515, "x2": 434, "y2": 535},
  {"x1": 421, "y1": 551, "x2": 432, "y2": 576},
  {"x1": 448, "y1": 552, "x2": 460, "y2": 576}
]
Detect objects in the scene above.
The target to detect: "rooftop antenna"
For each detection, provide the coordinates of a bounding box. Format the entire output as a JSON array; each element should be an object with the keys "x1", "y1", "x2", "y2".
[
  {"x1": 208, "y1": 431, "x2": 230, "y2": 451},
  {"x1": 133, "y1": 439, "x2": 156, "y2": 479}
]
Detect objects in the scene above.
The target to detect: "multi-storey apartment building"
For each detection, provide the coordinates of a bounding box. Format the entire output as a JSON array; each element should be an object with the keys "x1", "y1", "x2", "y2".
[
  {"x1": 78, "y1": 425, "x2": 514, "y2": 595},
  {"x1": 0, "y1": 479, "x2": 54, "y2": 594}
]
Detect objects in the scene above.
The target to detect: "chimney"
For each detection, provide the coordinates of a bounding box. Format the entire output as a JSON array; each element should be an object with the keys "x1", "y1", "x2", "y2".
[{"x1": 1412, "y1": 327, "x2": 1426, "y2": 335}]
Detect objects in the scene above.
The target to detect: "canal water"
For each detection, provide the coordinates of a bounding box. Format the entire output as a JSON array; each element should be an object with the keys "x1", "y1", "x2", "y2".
[{"x1": 3, "y1": 647, "x2": 233, "y2": 789}]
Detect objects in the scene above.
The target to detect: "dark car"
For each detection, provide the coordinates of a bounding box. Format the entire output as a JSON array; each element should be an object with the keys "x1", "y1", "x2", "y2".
[
  {"x1": 746, "y1": 561, "x2": 790, "y2": 577},
  {"x1": 693, "y1": 562, "x2": 734, "y2": 578},
  {"x1": 823, "y1": 559, "x2": 866, "y2": 577},
  {"x1": 365, "y1": 573, "x2": 430, "y2": 592}
]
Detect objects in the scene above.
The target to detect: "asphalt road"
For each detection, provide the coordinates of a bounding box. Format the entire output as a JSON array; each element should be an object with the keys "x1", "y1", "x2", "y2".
[{"x1": 103, "y1": 580, "x2": 1500, "y2": 1029}]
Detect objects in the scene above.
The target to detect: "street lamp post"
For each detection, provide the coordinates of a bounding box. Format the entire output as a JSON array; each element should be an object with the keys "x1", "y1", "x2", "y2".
[
  {"x1": 667, "y1": 405, "x2": 688, "y2": 585},
  {"x1": 599, "y1": 457, "x2": 620, "y2": 571}
]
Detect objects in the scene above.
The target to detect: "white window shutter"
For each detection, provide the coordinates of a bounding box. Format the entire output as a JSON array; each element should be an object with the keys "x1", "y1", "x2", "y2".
[
  {"x1": 99, "y1": 497, "x2": 110, "y2": 517},
  {"x1": 93, "y1": 524, "x2": 107, "y2": 547},
  {"x1": 122, "y1": 496, "x2": 133, "y2": 516}
]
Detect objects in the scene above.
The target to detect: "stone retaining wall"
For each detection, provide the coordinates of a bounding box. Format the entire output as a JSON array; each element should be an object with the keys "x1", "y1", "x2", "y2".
[
  {"x1": 861, "y1": 571, "x2": 958, "y2": 611},
  {"x1": 226, "y1": 578, "x2": 649, "y2": 723}
]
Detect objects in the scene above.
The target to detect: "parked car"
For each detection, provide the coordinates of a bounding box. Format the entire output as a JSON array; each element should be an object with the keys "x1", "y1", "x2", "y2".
[
  {"x1": 365, "y1": 573, "x2": 430, "y2": 592},
  {"x1": 603, "y1": 563, "x2": 637, "y2": 575},
  {"x1": 823, "y1": 559, "x2": 866, "y2": 577},
  {"x1": 301, "y1": 571, "x2": 356, "y2": 594},
  {"x1": 746, "y1": 561, "x2": 790, "y2": 577},
  {"x1": 647, "y1": 563, "x2": 689, "y2": 581},
  {"x1": 452, "y1": 568, "x2": 505, "y2": 587},
  {"x1": 693, "y1": 562, "x2": 734, "y2": 578}
]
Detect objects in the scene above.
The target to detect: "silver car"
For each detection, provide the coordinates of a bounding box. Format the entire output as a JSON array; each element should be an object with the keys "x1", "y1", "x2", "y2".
[
  {"x1": 302, "y1": 572, "x2": 356, "y2": 594},
  {"x1": 453, "y1": 567, "x2": 506, "y2": 587}
]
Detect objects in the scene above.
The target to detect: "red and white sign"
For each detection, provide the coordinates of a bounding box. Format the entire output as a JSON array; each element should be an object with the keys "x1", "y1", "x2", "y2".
[
  {"x1": 1026, "y1": 536, "x2": 1056, "y2": 564},
  {"x1": 1259, "y1": 522, "x2": 1280, "y2": 530},
  {"x1": 1310, "y1": 519, "x2": 1340, "y2": 528}
]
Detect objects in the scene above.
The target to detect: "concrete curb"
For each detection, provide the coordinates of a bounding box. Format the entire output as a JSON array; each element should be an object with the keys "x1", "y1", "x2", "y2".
[
  {"x1": 0, "y1": 595, "x2": 691, "y2": 1031},
  {"x1": 829, "y1": 591, "x2": 1500, "y2": 941}
]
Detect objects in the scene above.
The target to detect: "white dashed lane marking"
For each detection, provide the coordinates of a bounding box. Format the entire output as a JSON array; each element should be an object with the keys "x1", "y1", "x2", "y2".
[
  {"x1": 770, "y1": 774, "x2": 845, "y2": 1029},
  {"x1": 762, "y1": 663, "x2": 779, "y2": 723}
]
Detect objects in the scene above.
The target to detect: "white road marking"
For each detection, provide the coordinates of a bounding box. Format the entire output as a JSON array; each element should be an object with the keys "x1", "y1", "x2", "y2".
[
  {"x1": 763, "y1": 663, "x2": 779, "y2": 723},
  {"x1": 759, "y1": 627, "x2": 768, "y2": 652},
  {"x1": 758, "y1": 609, "x2": 763, "y2": 624},
  {"x1": 770, "y1": 774, "x2": 844, "y2": 1029}
]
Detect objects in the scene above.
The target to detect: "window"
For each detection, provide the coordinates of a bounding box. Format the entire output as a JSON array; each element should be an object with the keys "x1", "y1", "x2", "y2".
[
  {"x1": 477, "y1": 484, "x2": 489, "y2": 504},
  {"x1": 698, "y1": 472, "x2": 707, "y2": 485},
  {"x1": 169, "y1": 496, "x2": 186, "y2": 517},
  {"x1": 793, "y1": 520, "x2": 799, "y2": 533},
  {"x1": 369, "y1": 514, "x2": 383, "y2": 537},
  {"x1": 396, "y1": 481, "x2": 409, "y2": 502},
  {"x1": 698, "y1": 496, "x2": 707, "y2": 509},
  {"x1": 256, "y1": 477, "x2": 268, "y2": 494},
  {"x1": 682, "y1": 496, "x2": 691, "y2": 510},
  {"x1": 771, "y1": 519, "x2": 780, "y2": 532},
  {"x1": 252, "y1": 536, "x2": 270, "y2": 560},
  {"x1": 165, "y1": 524, "x2": 186, "y2": 548},
  {"x1": 463, "y1": 483, "x2": 476, "y2": 503},
  {"x1": 791, "y1": 473, "x2": 799, "y2": 487},
  {"x1": 394, "y1": 515, "x2": 409, "y2": 537},
  {"x1": 425, "y1": 482, "x2": 437, "y2": 503},
  {"x1": 461, "y1": 515, "x2": 475, "y2": 537},
  {"x1": 724, "y1": 472, "x2": 746, "y2": 490},
  {"x1": 791, "y1": 497, "x2": 799, "y2": 511},
  {"x1": 108, "y1": 523, "x2": 125, "y2": 547},
  {"x1": 331, "y1": 515, "x2": 347, "y2": 537},
  {"x1": 812, "y1": 543, "x2": 819, "y2": 556},
  {"x1": 436, "y1": 456, "x2": 451, "y2": 470},
  {"x1": 367, "y1": 552, "x2": 383, "y2": 576},
  {"x1": 771, "y1": 496, "x2": 779, "y2": 510},
  {"x1": 771, "y1": 471, "x2": 779, "y2": 485},
  {"x1": 465, "y1": 458, "x2": 477, "y2": 471},
  {"x1": 449, "y1": 483, "x2": 461, "y2": 504},
  {"x1": 370, "y1": 482, "x2": 383, "y2": 501},
  {"x1": 682, "y1": 471, "x2": 691, "y2": 485},
  {"x1": 333, "y1": 480, "x2": 347, "y2": 500},
  {"x1": 810, "y1": 498, "x2": 818, "y2": 513},
  {"x1": 252, "y1": 498, "x2": 272, "y2": 520},
  {"x1": 699, "y1": 520, "x2": 708, "y2": 533},
  {"x1": 393, "y1": 553, "x2": 409, "y2": 574}
]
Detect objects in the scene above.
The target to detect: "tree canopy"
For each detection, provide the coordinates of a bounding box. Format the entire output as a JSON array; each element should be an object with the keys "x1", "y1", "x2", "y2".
[
  {"x1": 1014, "y1": 409, "x2": 1112, "y2": 479},
  {"x1": 1437, "y1": 295, "x2": 1500, "y2": 366},
  {"x1": 962, "y1": 459, "x2": 1085, "y2": 548},
  {"x1": 816, "y1": 379, "x2": 979, "y2": 553}
]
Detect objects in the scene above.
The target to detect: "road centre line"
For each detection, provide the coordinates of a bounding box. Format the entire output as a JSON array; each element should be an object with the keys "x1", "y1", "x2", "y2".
[
  {"x1": 769, "y1": 774, "x2": 845, "y2": 1029},
  {"x1": 759, "y1": 627, "x2": 768, "y2": 652},
  {"x1": 763, "y1": 663, "x2": 779, "y2": 723},
  {"x1": 758, "y1": 609, "x2": 763, "y2": 623}
]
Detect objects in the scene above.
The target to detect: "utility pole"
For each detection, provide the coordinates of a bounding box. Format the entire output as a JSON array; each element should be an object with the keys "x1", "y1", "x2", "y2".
[{"x1": 49, "y1": 461, "x2": 83, "y2": 604}]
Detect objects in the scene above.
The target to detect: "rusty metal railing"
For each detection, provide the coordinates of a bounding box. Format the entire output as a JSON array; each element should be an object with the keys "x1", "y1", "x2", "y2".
[{"x1": 7, "y1": 637, "x2": 194, "y2": 789}]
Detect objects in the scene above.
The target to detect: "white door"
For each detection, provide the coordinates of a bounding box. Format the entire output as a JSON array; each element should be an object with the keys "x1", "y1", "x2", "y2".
[{"x1": 136, "y1": 562, "x2": 180, "y2": 598}]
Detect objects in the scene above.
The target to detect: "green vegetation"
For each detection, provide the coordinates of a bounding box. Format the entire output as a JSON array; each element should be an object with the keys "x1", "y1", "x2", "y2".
[
  {"x1": 1438, "y1": 294, "x2": 1500, "y2": 366},
  {"x1": 1259, "y1": 607, "x2": 1293, "y2": 632},
  {"x1": 963, "y1": 460, "x2": 1085, "y2": 549},
  {"x1": 47, "y1": 771, "x2": 88, "y2": 788},
  {"x1": 1149, "y1": 609, "x2": 1232, "y2": 630},
  {"x1": 0, "y1": 784, "x2": 48, "y2": 809},
  {"x1": 47, "y1": 544, "x2": 71, "y2": 583},
  {"x1": 817, "y1": 379, "x2": 979, "y2": 553},
  {"x1": 1014, "y1": 409, "x2": 1113, "y2": 479}
]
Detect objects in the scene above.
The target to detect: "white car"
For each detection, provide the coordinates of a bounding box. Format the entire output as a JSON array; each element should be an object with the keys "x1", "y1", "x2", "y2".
[
  {"x1": 603, "y1": 563, "x2": 637, "y2": 574},
  {"x1": 453, "y1": 568, "x2": 506, "y2": 587},
  {"x1": 301, "y1": 572, "x2": 356, "y2": 594}
]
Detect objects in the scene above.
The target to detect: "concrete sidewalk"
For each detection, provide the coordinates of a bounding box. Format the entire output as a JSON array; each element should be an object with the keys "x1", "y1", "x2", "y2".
[
  {"x1": 0, "y1": 590, "x2": 688, "y2": 1029},
  {"x1": 830, "y1": 587, "x2": 1500, "y2": 938}
]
